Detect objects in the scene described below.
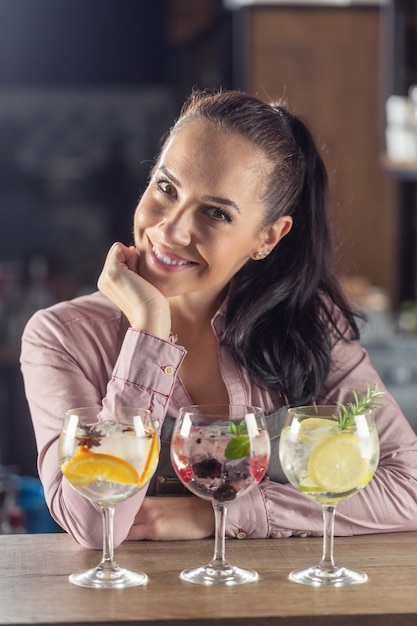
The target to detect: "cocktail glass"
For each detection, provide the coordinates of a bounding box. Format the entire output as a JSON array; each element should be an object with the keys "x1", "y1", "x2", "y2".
[
  {"x1": 59, "y1": 405, "x2": 159, "y2": 588},
  {"x1": 279, "y1": 405, "x2": 379, "y2": 586},
  {"x1": 171, "y1": 404, "x2": 270, "y2": 585}
]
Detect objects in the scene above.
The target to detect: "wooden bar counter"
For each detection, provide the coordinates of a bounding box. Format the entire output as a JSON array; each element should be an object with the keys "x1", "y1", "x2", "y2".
[{"x1": 1, "y1": 531, "x2": 417, "y2": 625}]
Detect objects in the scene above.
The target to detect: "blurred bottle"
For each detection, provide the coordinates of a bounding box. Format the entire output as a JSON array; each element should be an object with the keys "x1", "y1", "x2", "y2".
[
  {"x1": 16, "y1": 476, "x2": 61, "y2": 534},
  {"x1": 7, "y1": 505, "x2": 26, "y2": 534},
  {"x1": 398, "y1": 300, "x2": 417, "y2": 335},
  {"x1": 385, "y1": 93, "x2": 417, "y2": 162},
  {"x1": 7, "y1": 254, "x2": 56, "y2": 351}
]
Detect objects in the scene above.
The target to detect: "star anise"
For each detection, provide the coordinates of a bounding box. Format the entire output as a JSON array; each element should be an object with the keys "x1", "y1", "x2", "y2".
[{"x1": 76, "y1": 425, "x2": 103, "y2": 449}]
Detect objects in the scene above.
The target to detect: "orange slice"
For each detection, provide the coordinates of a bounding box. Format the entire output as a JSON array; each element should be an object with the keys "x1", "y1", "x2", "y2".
[
  {"x1": 137, "y1": 431, "x2": 159, "y2": 487},
  {"x1": 62, "y1": 446, "x2": 139, "y2": 486}
]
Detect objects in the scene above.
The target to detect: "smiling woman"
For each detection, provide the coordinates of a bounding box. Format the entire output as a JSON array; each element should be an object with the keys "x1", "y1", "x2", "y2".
[
  {"x1": 131, "y1": 118, "x2": 290, "y2": 305},
  {"x1": 20, "y1": 88, "x2": 417, "y2": 549}
]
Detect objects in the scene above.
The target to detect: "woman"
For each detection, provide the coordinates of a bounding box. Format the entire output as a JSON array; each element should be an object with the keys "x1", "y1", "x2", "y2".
[{"x1": 20, "y1": 89, "x2": 417, "y2": 548}]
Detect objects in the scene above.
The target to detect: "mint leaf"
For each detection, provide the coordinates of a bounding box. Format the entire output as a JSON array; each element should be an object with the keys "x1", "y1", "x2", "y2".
[
  {"x1": 225, "y1": 435, "x2": 250, "y2": 460},
  {"x1": 227, "y1": 419, "x2": 248, "y2": 435},
  {"x1": 237, "y1": 420, "x2": 248, "y2": 435}
]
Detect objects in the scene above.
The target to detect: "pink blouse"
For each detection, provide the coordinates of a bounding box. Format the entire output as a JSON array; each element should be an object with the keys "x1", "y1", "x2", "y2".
[{"x1": 20, "y1": 291, "x2": 417, "y2": 548}]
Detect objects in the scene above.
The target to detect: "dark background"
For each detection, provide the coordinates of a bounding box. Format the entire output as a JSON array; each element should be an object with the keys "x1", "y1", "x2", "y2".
[
  {"x1": 0, "y1": 0, "x2": 232, "y2": 89},
  {"x1": 1, "y1": 0, "x2": 417, "y2": 482},
  {"x1": 0, "y1": 0, "x2": 232, "y2": 476}
]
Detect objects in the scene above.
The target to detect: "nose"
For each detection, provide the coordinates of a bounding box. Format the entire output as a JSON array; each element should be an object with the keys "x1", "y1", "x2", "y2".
[{"x1": 158, "y1": 206, "x2": 193, "y2": 247}]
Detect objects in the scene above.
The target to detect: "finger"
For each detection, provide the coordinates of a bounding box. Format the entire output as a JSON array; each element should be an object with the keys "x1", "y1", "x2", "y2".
[
  {"x1": 109, "y1": 241, "x2": 128, "y2": 263},
  {"x1": 126, "y1": 523, "x2": 154, "y2": 541},
  {"x1": 126, "y1": 525, "x2": 143, "y2": 541},
  {"x1": 124, "y1": 246, "x2": 140, "y2": 272},
  {"x1": 97, "y1": 243, "x2": 125, "y2": 291},
  {"x1": 104, "y1": 242, "x2": 138, "y2": 278}
]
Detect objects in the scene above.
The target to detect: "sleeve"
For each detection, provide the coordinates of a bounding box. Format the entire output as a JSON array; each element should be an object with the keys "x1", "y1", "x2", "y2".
[
  {"x1": 20, "y1": 306, "x2": 186, "y2": 549},
  {"x1": 225, "y1": 331, "x2": 417, "y2": 539}
]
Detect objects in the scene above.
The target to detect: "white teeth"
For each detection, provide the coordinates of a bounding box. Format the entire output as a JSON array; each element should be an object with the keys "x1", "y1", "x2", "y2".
[{"x1": 153, "y1": 246, "x2": 191, "y2": 266}]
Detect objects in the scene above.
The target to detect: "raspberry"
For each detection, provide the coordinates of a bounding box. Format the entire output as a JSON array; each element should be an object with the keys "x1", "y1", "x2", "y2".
[
  {"x1": 249, "y1": 456, "x2": 268, "y2": 482},
  {"x1": 178, "y1": 465, "x2": 193, "y2": 483}
]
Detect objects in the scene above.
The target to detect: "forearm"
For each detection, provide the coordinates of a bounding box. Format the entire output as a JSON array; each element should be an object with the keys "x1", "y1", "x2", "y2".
[
  {"x1": 225, "y1": 482, "x2": 323, "y2": 539},
  {"x1": 41, "y1": 440, "x2": 146, "y2": 549},
  {"x1": 104, "y1": 328, "x2": 185, "y2": 418},
  {"x1": 20, "y1": 305, "x2": 186, "y2": 548},
  {"x1": 225, "y1": 452, "x2": 417, "y2": 540}
]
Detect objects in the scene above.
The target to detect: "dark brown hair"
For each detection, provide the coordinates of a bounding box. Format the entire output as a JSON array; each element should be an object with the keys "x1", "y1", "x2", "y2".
[{"x1": 166, "y1": 89, "x2": 359, "y2": 405}]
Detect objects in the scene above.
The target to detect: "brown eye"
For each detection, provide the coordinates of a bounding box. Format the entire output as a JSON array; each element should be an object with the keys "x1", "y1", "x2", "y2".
[
  {"x1": 159, "y1": 180, "x2": 176, "y2": 195},
  {"x1": 206, "y1": 206, "x2": 232, "y2": 223}
]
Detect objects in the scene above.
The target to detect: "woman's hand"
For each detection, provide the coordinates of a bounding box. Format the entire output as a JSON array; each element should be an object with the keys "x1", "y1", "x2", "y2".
[
  {"x1": 97, "y1": 242, "x2": 171, "y2": 339},
  {"x1": 126, "y1": 496, "x2": 215, "y2": 541}
]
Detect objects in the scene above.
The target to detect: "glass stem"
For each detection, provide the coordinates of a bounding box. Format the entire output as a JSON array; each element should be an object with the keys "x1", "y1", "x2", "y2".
[
  {"x1": 320, "y1": 505, "x2": 337, "y2": 570},
  {"x1": 210, "y1": 502, "x2": 228, "y2": 568},
  {"x1": 99, "y1": 506, "x2": 117, "y2": 570}
]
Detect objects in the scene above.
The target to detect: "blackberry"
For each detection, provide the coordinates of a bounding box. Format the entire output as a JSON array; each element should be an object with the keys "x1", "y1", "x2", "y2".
[
  {"x1": 226, "y1": 460, "x2": 249, "y2": 482},
  {"x1": 213, "y1": 484, "x2": 237, "y2": 502},
  {"x1": 193, "y1": 458, "x2": 222, "y2": 479}
]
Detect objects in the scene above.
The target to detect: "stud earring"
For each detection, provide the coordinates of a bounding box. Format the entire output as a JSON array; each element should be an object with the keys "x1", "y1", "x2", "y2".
[{"x1": 254, "y1": 251, "x2": 264, "y2": 260}]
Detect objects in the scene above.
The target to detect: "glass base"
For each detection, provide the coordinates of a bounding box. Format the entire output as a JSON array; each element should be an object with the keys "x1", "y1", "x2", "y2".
[
  {"x1": 69, "y1": 563, "x2": 148, "y2": 589},
  {"x1": 289, "y1": 564, "x2": 368, "y2": 587},
  {"x1": 180, "y1": 563, "x2": 259, "y2": 586}
]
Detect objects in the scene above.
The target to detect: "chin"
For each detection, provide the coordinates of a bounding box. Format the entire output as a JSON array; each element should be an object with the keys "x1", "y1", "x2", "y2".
[{"x1": 141, "y1": 273, "x2": 180, "y2": 299}]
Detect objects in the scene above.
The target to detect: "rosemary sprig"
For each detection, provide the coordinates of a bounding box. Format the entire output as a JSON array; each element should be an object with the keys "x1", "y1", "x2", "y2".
[{"x1": 336, "y1": 383, "x2": 385, "y2": 430}]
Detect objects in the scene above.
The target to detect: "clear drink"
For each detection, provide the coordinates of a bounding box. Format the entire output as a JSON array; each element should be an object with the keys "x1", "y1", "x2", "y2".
[
  {"x1": 59, "y1": 419, "x2": 158, "y2": 506},
  {"x1": 278, "y1": 404, "x2": 381, "y2": 587},
  {"x1": 279, "y1": 414, "x2": 379, "y2": 506},
  {"x1": 171, "y1": 426, "x2": 270, "y2": 503},
  {"x1": 170, "y1": 404, "x2": 271, "y2": 585},
  {"x1": 58, "y1": 406, "x2": 159, "y2": 588}
]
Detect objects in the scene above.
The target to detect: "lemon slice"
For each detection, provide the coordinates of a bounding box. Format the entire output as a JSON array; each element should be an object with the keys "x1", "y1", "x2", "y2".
[
  {"x1": 299, "y1": 417, "x2": 338, "y2": 443},
  {"x1": 307, "y1": 435, "x2": 369, "y2": 493},
  {"x1": 298, "y1": 474, "x2": 322, "y2": 493},
  {"x1": 62, "y1": 446, "x2": 139, "y2": 486}
]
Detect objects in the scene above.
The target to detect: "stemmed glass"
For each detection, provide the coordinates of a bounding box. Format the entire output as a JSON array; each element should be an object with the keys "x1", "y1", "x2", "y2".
[
  {"x1": 279, "y1": 405, "x2": 380, "y2": 586},
  {"x1": 171, "y1": 404, "x2": 270, "y2": 585},
  {"x1": 59, "y1": 406, "x2": 159, "y2": 588}
]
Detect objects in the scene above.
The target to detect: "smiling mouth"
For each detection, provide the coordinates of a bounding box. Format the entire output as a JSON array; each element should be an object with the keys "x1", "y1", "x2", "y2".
[{"x1": 151, "y1": 244, "x2": 194, "y2": 267}]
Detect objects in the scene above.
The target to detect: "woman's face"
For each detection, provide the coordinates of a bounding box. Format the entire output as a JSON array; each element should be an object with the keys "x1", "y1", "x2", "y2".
[{"x1": 133, "y1": 119, "x2": 290, "y2": 301}]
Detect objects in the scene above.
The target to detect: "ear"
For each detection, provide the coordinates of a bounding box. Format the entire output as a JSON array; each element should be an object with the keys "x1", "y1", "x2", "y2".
[{"x1": 254, "y1": 215, "x2": 293, "y2": 258}]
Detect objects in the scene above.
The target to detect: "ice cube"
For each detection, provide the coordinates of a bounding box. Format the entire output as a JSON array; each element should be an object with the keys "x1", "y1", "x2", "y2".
[{"x1": 99, "y1": 420, "x2": 125, "y2": 435}]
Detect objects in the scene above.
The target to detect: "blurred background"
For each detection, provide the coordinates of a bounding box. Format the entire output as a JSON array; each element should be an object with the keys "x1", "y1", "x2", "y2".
[{"x1": 0, "y1": 0, "x2": 416, "y2": 532}]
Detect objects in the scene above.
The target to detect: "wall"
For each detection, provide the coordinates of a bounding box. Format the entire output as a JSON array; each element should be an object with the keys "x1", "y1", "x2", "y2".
[{"x1": 233, "y1": 5, "x2": 398, "y2": 304}]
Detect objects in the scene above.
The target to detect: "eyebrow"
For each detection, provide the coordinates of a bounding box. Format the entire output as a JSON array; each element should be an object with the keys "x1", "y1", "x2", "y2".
[
  {"x1": 202, "y1": 195, "x2": 241, "y2": 214},
  {"x1": 158, "y1": 166, "x2": 241, "y2": 214}
]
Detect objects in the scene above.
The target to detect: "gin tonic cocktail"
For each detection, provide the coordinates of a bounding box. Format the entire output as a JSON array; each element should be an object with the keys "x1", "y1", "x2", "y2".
[
  {"x1": 59, "y1": 406, "x2": 159, "y2": 588},
  {"x1": 279, "y1": 403, "x2": 380, "y2": 586},
  {"x1": 171, "y1": 404, "x2": 270, "y2": 585}
]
